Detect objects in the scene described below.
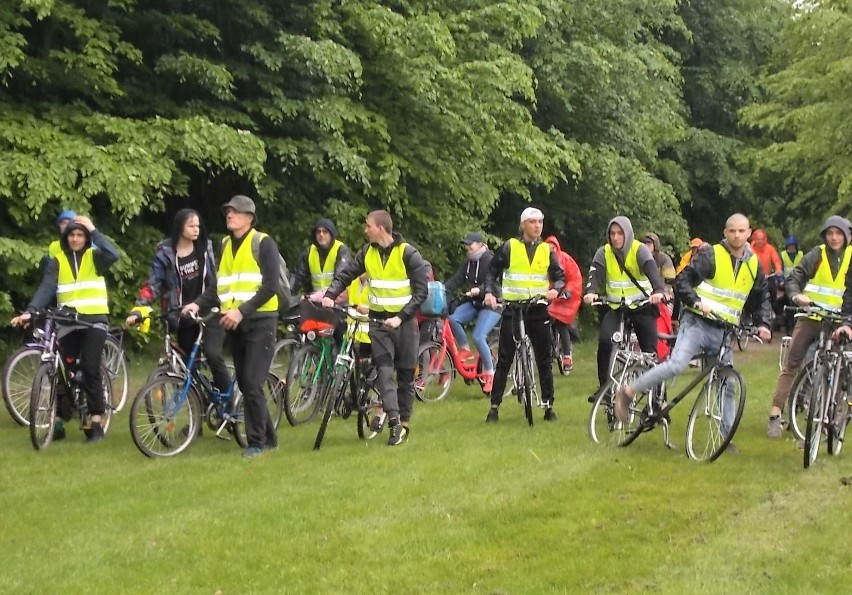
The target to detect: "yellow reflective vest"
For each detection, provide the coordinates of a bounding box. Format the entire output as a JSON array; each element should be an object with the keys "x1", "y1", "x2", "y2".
[
  {"x1": 308, "y1": 240, "x2": 343, "y2": 292},
  {"x1": 691, "y1": 244, "x2": 758, "y2": 324},
  {"x1": 347, "y1": 277, "x2": 371, "y2": 344},
  {"x1": 217, "y1": 229, "x2": 278, "y2": 313},
  {"x1": 56, "y1": 250, "x2": 109, "y2": 315},
  {"x1": 501, "y1": 239, "x2": 550, "y2": 301},
  {"x1": 781, "y1": 250, "x2": 803, "y2": 277},
  {"x1": 803, "y1": 245, "x2": 852, "y2": 314},
  {"x1": 604, "y1": 240, "x2": 652, "y2": 309},
  {"x1": 365, "y1": 243, "x2": 411, "y2": 313}
]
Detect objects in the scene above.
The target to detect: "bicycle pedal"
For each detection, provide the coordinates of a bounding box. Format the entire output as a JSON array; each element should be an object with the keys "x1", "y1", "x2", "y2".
[{"x1": 214, "y1": 422, "x2": 232, "y2": 440}]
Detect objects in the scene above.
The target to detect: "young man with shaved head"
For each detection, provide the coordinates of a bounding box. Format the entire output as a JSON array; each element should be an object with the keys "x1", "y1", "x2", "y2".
[{"x1": 614, "y1": 213, "x2": 772, "y2": 453}]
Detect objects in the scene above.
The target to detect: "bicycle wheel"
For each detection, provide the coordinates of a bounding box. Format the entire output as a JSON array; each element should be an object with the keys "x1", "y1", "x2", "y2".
[
  {"x1": 129, "y1": 375, "x2": 203, "y2": 457},
  {"x1": 283, "y1": 343, "x2": 325, "y2": 425},
  {"x1": 230, "y1": 388, "x2": 249, "y2": 449},
  {"x1": 102, "y1": 335, "x2": 129, "y2": 412},
  {"x1": 685, "y1": 367, "x2": 746, "y2": 462},
  {"x1": 827, "y1": 397, "x2": 849, "y2": 456},
  {"x1": 414, "y1": 342, "x2": 454, "y2": 402},
  {"x1": 263, "y1": 372, "x2": 285, "y2": 429},
  {"x1": 803, "y1": 364, "x2": 829, "y2": 468},
  {"x1": 97, "y1": 363, "x2": 114, "y2": 434},
  {"x1": 589, "y1": 365, "x2": 648, "y2": 446},
  {"x1": 736, "y1": 331, "x2": 749, "y2": 351},
  {"x1": 519, "y1": 344, "x2": 534, "y2": 427},
  {"x1": 3, "y1": 346, "x2": 42, "y2": 426},
  {"x1": 786, "y1": 365, "x2": 814, "y2": 442},
  {"x1": 356, "y1": 376, "x2": 383, "y2": 440},
  {"x1": 28, "y1": 363, "x2": 57, "y2": 450},
  {"x1": 314, "y1": 369, "x2": 347, "y2": 450},
  {"x1": 270, "y1": 338, "x2": 296, "y2": 384}
]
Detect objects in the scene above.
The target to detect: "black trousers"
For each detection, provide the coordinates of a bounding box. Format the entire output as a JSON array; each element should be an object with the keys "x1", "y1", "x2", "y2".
[
  {"x1": 596, "y1": 307, "x2": 658, "y2": 387},
  {"x1": 369, "y1": 317, "x2": 418, "y2": 422},
  {"x1": 175, "y1": 317, "x2": 230, "y2": 393},
  {"x1": 490, "y1": 305, "x2": 554, "y2": 407},
  {"x1": 58, "y1": 327, "x2": 107, "y2": 419},
  {"x1": 230, "y1": 316, "x2": 277, "y2": 449}
]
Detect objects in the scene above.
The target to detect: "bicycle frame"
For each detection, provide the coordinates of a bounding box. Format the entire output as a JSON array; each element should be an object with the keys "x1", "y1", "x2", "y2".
[{"x1": 433, "y1": 317, "x2": 490, "y2": 383}]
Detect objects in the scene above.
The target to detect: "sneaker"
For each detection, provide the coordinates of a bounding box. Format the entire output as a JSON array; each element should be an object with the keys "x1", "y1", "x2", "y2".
[
  {"x1": 387, "y1": 423, "x2": 408, "y2": 446},
  {"x1": 543, "y1": 408, "x2": 557, "y2": 422},
  {"x1": 370, "y1": 411, "x2": 387, "y2": 434},
  {"x1": 485, "y1": 407, "x2": 499, "y2": 423},
  {"x1": 767, "y1": 415, "x2": 783, "y2": 439},
  {"x1": 561, "y1": 355, "x2": 573, "y2": 371},
  {"x1": 481, "y1": 372, "x2": 494, "y2": 394},
  {"x1": 457, "y1": 347, "x2": 475, "y2": 363},
  {"x1": 242, "y1": 446, "x2": 265, "y2": 458},
  {"x1": 725, "y1": 442, "x2": 741, "y2": 455},
  {"x1": 85, "y1": 422, "x2": 104, "y2": 444},
  {"x1": 53, "y1": 422, "x2": 66, "y2": 441},
  {"x1": 613, "y1": 387, "x2": 631, "y2": 424}
]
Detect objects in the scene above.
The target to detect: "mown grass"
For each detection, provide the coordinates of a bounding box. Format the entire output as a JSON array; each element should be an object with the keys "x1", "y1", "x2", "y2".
[{"x1": 1, "y1": 340, "x2": 850, "y2": 594}]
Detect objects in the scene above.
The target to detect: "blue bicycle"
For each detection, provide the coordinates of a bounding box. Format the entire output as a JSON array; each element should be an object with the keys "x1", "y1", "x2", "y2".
[{"x1": 128, "y1": 310, "x2": 283, "y2": 457}]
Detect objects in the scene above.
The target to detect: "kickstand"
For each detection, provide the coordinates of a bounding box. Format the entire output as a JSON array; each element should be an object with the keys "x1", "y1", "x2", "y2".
[{"x1": 661, "y1": 418, "x2": 675, "y2": 449}]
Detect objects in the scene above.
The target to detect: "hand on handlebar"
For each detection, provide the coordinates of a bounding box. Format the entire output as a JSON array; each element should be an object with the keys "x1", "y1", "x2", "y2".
[
  {"x1": 757, "y1": 326, "x2": 772, "y2": 342},
  {"x1": 834, "y1": 325, "x2": 852, "y2": 341},
  {"x1": 649, "y1": 292, "x2": 666, "y2": 305},
  {"x1": 694, "y1": 300, "x2": 714, "y2": 315},
  {"x1": 10, "y1": 312, "x2": 32, "y2": 328},
  {"x1": 583, "y1": 293, "x2": 598, "y2": 305},
  {"x1": 321, "y1": 296, "x2": 335, "y2": 309},
  {"x1": 545, "y1": 288, "x2": 558, "y2": 301},
  {"x1": 792, "y1": 294, "x2": 811, "y2": 307},
  {"x1": 484, "y1": 292, "x2": 498, "y2": 309}
]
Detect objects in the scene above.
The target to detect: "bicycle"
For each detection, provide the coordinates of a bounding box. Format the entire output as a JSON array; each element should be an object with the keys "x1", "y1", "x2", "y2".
[
  {"x1": 550, "y1": 321, "x2": 572, "y2": 376},
  {"x1": 617, "y1": 313, "x2": 748, "y2": 462},
  {"x1": 128, "y1": 310, "x2": 284, "y2": 458},
  {"x1": 3, "y1": 318, "x2": 128, "y2": 425},
  {"x1": 28, "y1": 309, "x2": 115, "y2": 450},
  {"x1": 283, "y1": 300, "x2": 345, "y2": 426},
  {"x1": 414, "y1": 315, "x2": 499, "y2": 402},
  {"x1": 270, "y1": 311, "x2": 300, "y2": 392},
  {"x1": 313, "y1": 306, "x2": 382, "y2": 450},
  {"x1": 783, "y1": 306, "x2": 841, "y2": 442}
]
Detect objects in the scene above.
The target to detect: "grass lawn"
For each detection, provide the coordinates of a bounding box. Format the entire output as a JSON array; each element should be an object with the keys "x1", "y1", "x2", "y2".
[{"x1": 1, "y1": 339, "x2": 850, "y2": 594}]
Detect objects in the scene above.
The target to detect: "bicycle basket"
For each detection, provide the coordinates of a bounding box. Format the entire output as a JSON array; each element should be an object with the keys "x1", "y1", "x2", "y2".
[{"x1": 298, "y1": 300, "x2": 344, "y2": 333}]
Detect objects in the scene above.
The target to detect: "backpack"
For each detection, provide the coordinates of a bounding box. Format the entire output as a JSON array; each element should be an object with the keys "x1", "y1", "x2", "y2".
[
  {"x1": 420, "y1": 280, "x2": 447, "y2": 316},
  {"x1": 222, "y1": 231, "x2": 296, "y2": 313}
]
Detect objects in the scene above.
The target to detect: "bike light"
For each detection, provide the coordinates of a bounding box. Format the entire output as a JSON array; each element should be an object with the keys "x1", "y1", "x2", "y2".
[
  {"x1": 33, "y1": 327, "x2": 45, "y2": 340},
  {"x1": 612, "y1": 331, "x2": 623, "y2": 343},
  {"x1": 307, "y1": 331, "x2": 317, "y2": 341}
]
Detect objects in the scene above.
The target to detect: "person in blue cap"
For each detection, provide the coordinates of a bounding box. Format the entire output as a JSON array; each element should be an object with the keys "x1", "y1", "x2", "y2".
[
  {"x1": 48, "y1": 210, "x2": 77, "y2": 259},
  {"x1": 780, "y1": 235, "x2": 804, "y2": 335}
]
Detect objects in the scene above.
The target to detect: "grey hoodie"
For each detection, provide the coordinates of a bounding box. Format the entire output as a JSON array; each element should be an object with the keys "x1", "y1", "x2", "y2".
[
  {"x1": 585, "y1": 216, "x2": 666, "y2": 296},
  {"x1": 786, "y1": 215, "x2": 852, "y2": 298}
]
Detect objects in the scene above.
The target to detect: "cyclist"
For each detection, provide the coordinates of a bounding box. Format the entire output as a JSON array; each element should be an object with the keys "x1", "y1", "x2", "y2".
[
  {"x1": 767, "y1": 216, "x2": 851, "y2": 438},
  {"x1": 676, "y1": 237, "x2": 705, "y2": 274},
  {"x1": 483, "y1": 207, "x2": 566, "y2": 423},
  {"x1": 780, "y1": 236, "x2": 804, "y2": 335},
  {"x1": 544, "y1": 234, "x2": 581, "y2": 372},
  {"x1": 184, "y1": 195, "x2": 281, "y2": 458},
  {"x1": 642, "y1": 232, "x2": 676, "y2": 360},
  {"x1": 444, "y1": 231, "x2": 501, "y2": 393},
  {"x1": 290, "y1": 217, "x2": 351, "y2": 302},
  {"x1": 11, "y1": 215, "x2": 120, "y2": 443},
  {"x1": 321, "y1": 210, "x2": 429, "y2": 446},
  {"x1": 583, "y1": 216, "x2": 667, "y2": 398},
  {"x1": 48, "y1": 209, "x2": 77, "y2": 259},
  {"x1": 750, "y1": 228, "x2": 784, "y2": 326},
  {"x1": 614, "y1": 213, "x2": 772, "y2": 454},
  {"x1": 126, "y1": 208, "x2": 230, "y2": 396}
]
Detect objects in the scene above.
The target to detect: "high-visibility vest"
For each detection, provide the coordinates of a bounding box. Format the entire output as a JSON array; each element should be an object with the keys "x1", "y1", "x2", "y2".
[
  {"x1": 781, "y1": 250, "x2": 803, "y2": 277},
  {"x1": 217, "y1": 229, "x2": 278, "y2": 312},
  {"x1": 803, "y1": 245, "x2": 852, "y2": 314},
  {"x1": 347, "y1": 278, "x2": 371, "y2": 344},
  {"x1": 604, "y1": 240, "x2": 652, "y2": 309},
  {"x1": 56, "y1": 250, "x2": 109, "y2": 315},
  {"x1": 501, "y1": 239, "x2": 550, "y2": 301},
  {"x1": 690, "y1": 244, "x2": 758, "y2": 324},
  {"x1": 365, "y1": 243, "x2": 411, "y2": 313},
  {"x1": 48, "y1": 240, "x2": 61, "y2": 259},
  {"x1": 308, "y1": 240, "x2": 343, "y2": 292}
]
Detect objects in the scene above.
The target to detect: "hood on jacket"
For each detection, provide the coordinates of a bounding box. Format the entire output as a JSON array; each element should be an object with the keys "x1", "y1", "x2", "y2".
[
  {"x1": 751, "y1": 228, "x2": 768, "y2": 248},
  {"x1": 820, "y1": 215, "x2": 852, "y2": 246},
  {"x1": 784, "y1": 235, "x2": 798, "y2": 250},
  {"x1": 607, "y1": 216, "x2": 634, "y2": 257},
  {"x1": 641, "y1": 232, "x2": 661, "y2": 253},
  {"x1": 544, "y1": 235, "x2": 562, "y2": 252},
  {"x1": 59, "y1": 221, "x2": 92, "y2": 252},
  {"x1": 312, "y1": 218, "x2": 338, "y2": 248},
  {"x1": 170, "y1": 208, "x2": 209, "y2": 255}
]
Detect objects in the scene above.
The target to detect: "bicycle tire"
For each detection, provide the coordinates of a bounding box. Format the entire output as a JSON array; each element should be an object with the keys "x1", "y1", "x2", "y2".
[
  {"x1": 264, "y1": 372, "x2": 286, "y2": 429},
  {"x1": 519, "y1": 344, "x2": 534, "y2": 427},
  {"x1": 3, "y1": 346, "x2": 42, "y2": 426},
  {"x1": 827, "y1": 397, "x2": 849, "y2": 456},
  {"x1": 270, "y1": 337, "x2": 297, "y2": 384},
  {"x1": 685, "y1": 367, "x2": 746, "y2": 462},
  {"x1": 97, "y1": 363, "x2": 115, "y2": 434},
  {"x1": 786, "y1": 365, "x2": 814, "y2": 442},
  {"x1": 129, "y1": 374, "x2": 203, "y2": 457},
  {"x1": 803, "y1": 363, "x2": 830, "y2": 468},
  {"x1": 414, "y1": 341, "x2": 454, "y2": 403},
  {"x1": 314, "y1": 369, "x2": 347, "y2": 450},
  {"x1": 589, "y1": 364, "x2": 649, "y2": 446},
  {"x1": 102, "y1": 335, "x2": 129, "y2": 412},
  {"x1": 230, "y1": 388, "x2": 249, "y2": 449},
  {"x1": 283, "y1": 343, "x2": 325, "y2": 426},
  {"x1": 28, "y1": 363, "x2": 57, "y2": 450},
  {"x1": 356, "y1": 376, "x2": 383, "y2": 440}
]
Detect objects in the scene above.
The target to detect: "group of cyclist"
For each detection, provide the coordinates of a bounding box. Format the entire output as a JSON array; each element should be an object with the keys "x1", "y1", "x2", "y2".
[{"x1": 9, "y1": 196, "x2": 852, "y2": 457}]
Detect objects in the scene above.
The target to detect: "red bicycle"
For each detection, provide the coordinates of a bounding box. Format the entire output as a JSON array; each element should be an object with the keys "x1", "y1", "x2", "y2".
[{"x1": 414, "y1": 316, "x2": 498, "y2": 402}]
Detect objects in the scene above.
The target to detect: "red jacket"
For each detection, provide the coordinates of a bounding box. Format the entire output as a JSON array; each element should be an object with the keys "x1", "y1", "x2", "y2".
[{"x1": 544, "y1": 236, "x2": 582, "y2": 325}]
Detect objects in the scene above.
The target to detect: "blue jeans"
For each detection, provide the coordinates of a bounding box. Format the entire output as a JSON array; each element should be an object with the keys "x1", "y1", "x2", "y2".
[
  {"x1": 448, "y1": 302, "x2": 502, "y2": 372},
  {"x1": 631, "y1": 312, "x2": 737, "y2": 435}
]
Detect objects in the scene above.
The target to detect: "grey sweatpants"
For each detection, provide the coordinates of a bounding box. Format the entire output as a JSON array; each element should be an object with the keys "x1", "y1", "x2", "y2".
[{"x1": 369, "y1": 317, "x2": 418, "y2": 422}]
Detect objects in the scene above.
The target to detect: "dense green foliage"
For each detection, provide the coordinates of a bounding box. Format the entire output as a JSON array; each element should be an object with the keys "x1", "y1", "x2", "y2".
[{"x1": 3, "y1": 0, "x2": 845, "y2": 338}]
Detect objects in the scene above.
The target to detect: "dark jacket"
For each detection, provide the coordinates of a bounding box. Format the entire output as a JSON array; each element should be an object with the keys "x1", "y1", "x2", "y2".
[
  {"x1": 676, "y1": 240, "x2": 772, "y2": 328},
  {"x1": 324, "y1": 232, "x2": 428, "y2": 322},
  {"x1": 485, "y1": 236, "x2": 566, "y2": 298},
  {"x1": 444, "y1": 247, "x2": 495, "y2": 309},
  {"x1": 289, "y1": 218, "x2": 352, "y2": 295},
  {"x1": 134, "y1": 239, "x2": 218, "y2": 312}
]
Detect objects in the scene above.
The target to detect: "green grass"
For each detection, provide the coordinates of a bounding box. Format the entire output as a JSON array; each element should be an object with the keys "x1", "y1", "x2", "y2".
[{"x1": 1, "y1": 341, "x2": 851, "y2": 594}]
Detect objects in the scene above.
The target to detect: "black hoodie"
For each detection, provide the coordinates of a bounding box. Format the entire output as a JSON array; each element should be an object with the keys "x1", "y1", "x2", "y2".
[{"x1": 289, "y1": 218, "x2": 352, "y2": 295}]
